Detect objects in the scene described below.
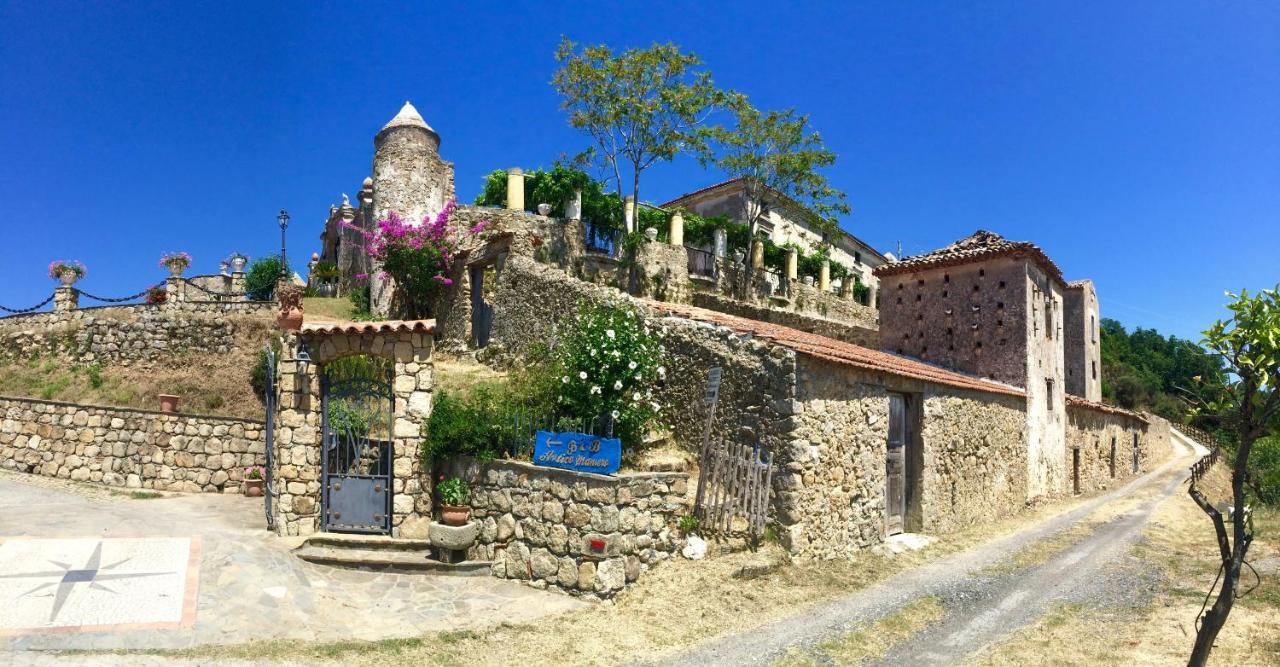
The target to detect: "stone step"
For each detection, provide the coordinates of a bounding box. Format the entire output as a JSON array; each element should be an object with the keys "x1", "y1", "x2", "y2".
[
  {"x1": 301, "y1": 533, "x2": 434, "y2": 552},
  {"x1": 293, "y1": 545, "x2": 490, "y2": 575}
]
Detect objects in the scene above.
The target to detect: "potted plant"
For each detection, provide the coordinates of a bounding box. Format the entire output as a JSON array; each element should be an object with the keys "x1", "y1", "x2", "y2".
[
  {"x1": 243, "y1": 466, "x2": 265, "y2": 497},
  {"x1": 437, "y1": 477, "x2": 470, "y2": 526},
  {"x1": 158, "y1": 394, "x2": 180, "y2": 413},
  {"x1": 160, "y1": 251, "x2": 192, "y2": 277},
  {"x1": 537, "y1": 202, "x2": 553, "y2": 216},
  {"x1": 311, "y1": 261, "x2": 340, "y2": 297},
  {"x1": 48, "y1": 260, "x2": 86, "y2": 286},
  {"x1": 227, "y1": 252, "x2": 248, "y2": 273},
  {"x1": 276, "y1": 283, "x2": 304, "y2": 331}
]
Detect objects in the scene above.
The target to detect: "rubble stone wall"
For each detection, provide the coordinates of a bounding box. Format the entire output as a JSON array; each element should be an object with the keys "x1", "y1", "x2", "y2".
[
  {"x1": 446, "y1": 457, "x2": 690, "y2": 599},
  {"x1": 0, "y1": 396, "x2": 266, "y2": 491},
  {"x1": 1066, "y1": 404, "x2": 1167, "y2": 494},
  {"x1": 0, "y1": 301, "x2": 275, "y2": 365}
]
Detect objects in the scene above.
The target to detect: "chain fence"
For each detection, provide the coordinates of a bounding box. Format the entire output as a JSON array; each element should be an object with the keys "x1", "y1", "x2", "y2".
[
  {"x1": 75, "y1": 284, "x2": 163, "y2": 305},
  {"x1": 0, "y1": 292, "x2": 56, "y2": 315},
  {"x1": 182, "y1": 278, "x2": 248, "y2": 300}
]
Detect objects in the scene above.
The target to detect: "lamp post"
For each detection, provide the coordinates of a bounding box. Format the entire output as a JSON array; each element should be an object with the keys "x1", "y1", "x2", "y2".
[{"x1": 277, "y1": 209, "x2": 290, "y2": 280}]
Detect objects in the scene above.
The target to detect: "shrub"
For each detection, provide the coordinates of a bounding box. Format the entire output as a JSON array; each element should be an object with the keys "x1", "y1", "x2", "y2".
[
  {"x1": 437, "y1": 477, "x2": 469, "y2": 505},
  {"x1": 249, "y1": 337, "x2": 282, "y2": 402},
  {"x1": 145, "y1": 286, "x2": 167, "y2": 305},
  {"x1": 553, "y1": 298, "x2": 666, "y2": 446},
  {"x1": 244, "y1": 256, "x2": 285, "y2": 300}
]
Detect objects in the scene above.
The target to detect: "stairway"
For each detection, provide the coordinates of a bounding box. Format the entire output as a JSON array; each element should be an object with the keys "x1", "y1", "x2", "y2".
[{"x1": 293, "y1": 533, "x2": 489, "y2": 575}]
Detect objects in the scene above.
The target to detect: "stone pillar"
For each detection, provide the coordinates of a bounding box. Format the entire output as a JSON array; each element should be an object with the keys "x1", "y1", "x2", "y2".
[
  {"x1": 53, "y1": 286, "x2": 78, "y2": 312},
  {"x1": 785, "y1": 249, "x2": 798, "y2": 281},
  {"x1": 751, "y1": 239, "x2": 765, "y2": 270},
  {"x1": 624, "y1": 196, "x2": 636, "y2": 233},
  {"x1": 819, "y1": 260, "x2": 831, "y2": 292},
  {"x1": 713, "y1": 228, "x2": 728, "y2": 258},
  {"x1": 164, "y1": 276, "x2": 185, "y2": 304},
  {"x1": 668, "y1": 212, "x2": 684, "y2": 247},
  {"x1": 272, "y1": 332, "x2": 321, "y2": 536},
  {"x1": 506, "y1": 168, "x2": 524, "y2": 211},
  {"x1": 231, "y1": 271, "x2": 246, "y2": 296},
  {"x1": 840, "y1": 277, "x2": 854, "y2": 299},
  {"x1": 565, "y1": 188, "x2": 582, "y2": 221}
]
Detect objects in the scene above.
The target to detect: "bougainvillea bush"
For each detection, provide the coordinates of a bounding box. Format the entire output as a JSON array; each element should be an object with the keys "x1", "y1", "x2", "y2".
[
  {"x1": 342, "y1": 199, "x2": 487, "y2": 318},
  {"x1": 554, "y1": 298, "x2": 666, "y2": 446}
]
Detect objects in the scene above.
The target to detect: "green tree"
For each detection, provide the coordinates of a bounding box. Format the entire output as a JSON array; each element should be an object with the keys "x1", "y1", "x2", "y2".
[
  {"x1": 1186, "y1": 286, "x2": 1280, "y2": 666},
  {"x1": 701, "y1": 101, "x2": 849, "y2": 249},
  {"x1": 552, "y1": 37, "x2": 724, "y2": 230}
]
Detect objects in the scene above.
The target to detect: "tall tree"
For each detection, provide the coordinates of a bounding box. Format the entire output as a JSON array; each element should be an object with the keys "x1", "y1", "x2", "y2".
[
  {"x1": 1186, "y1": 285, "x2": 1280, "y2": 666},
  {"x1": 701, "y1": 101, "x2": 849, "y2": 266},
  {"x1": 552, "y1": 37, "x2": 723, "y2": 231}
]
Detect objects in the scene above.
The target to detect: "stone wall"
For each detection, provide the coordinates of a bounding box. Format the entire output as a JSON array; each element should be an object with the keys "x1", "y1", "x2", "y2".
[
  {"x1": 782, "y1": 357, "x2": 1027, "y2": 557},
  {"x1": 446, "y1": 457, "x2": 690, "y2": 599},
  {"x1": 0, "y1": 301, "x2": 275, "y2": 365},
  {"x1": 690, "y1": 292, "x2": 878, "y2": 347},
  {"x1": 0, "y1": 396, "x2": 266, "y2": 491},
  {"x1": 1065, "y1": 403, "x2": 1166, "y2": 494}
]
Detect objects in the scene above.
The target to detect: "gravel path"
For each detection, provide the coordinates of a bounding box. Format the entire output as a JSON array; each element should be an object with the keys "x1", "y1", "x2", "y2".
[{"x1": 652, "y1": 438, "x2": 1197, "y2": 666}]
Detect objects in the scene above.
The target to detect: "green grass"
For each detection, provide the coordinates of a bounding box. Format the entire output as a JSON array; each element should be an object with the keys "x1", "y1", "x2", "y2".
[{"x1": 303, "y1": 296, "x2": 356, "y2": 322}]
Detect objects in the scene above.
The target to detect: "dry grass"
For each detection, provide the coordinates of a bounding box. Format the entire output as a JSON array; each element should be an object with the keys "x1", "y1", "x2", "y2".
[
  {"x1": 775, "y1": 596, "x2": 945, "y2": 666},
  {"x1": 0, "y1": 318, "x2": 273, "y2": 420},
  {"x1": 432, "y1": 355, "x2": 507, "y2": 396},
  {"x1": 971, "y1": 462, "x2": 1280, "y2": 666},
  {"x1": 303, "y1": 297, "x2": 356, "y2": 323}
]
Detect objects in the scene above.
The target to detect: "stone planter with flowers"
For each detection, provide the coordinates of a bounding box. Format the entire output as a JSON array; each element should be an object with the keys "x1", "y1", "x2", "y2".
[
  {"x1": 48, "y1": 260, "x2": 86, "y2": 286},
  {"x1": 160, "y1": 251, "x2": 192, "y2": 277}
]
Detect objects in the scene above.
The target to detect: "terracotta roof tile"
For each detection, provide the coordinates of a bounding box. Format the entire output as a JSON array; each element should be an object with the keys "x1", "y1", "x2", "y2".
[
  {"x1": 1065, "y1": 394, "x2": 1149, "y2": 422},
  {"x1": 875, "y1": 230, "x2": 1065, "y2": 286},
  {"x1": 645, "y1": 301, "x2": 1025, "y2": 398},
  {"x1": 300, "y1": 319, "x2": 436, "y2": 336}
]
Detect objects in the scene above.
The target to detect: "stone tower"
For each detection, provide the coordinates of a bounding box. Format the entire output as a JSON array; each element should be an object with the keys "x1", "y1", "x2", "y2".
[
  {"x1": 1063, "y1": 280, "x2": 1102, "y2": 401},
  {"x1": 369, "y1": 101, "x2": 456, "y2": 316},
  {"x1": 874, "y1": 230, "x2": 1069, "y2": 500}
]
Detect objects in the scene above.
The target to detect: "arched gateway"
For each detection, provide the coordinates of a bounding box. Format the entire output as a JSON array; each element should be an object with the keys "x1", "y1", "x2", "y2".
[{"x1": 269, "y1": 319, "x2": 435, "y2": 538}]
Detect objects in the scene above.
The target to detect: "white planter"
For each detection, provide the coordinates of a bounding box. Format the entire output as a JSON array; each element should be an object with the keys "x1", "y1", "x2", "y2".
[
  {"x1": 59, "y1": 271, "x2": 78, "y2": 286},
  {"x1": 644, "y1": 227, "x2": 659, "y2": 242},
  {"x1": 231, "y1": 257, "x2": 247, "y2": 273},
  {"x1": 537, "y1": 203, "x2": 553, "y2": 216}
]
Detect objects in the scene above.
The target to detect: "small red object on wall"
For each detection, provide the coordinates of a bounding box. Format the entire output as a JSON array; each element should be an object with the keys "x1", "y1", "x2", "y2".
[{"x1": 589, "y1": 538, "x2": 606, "y2": 552}]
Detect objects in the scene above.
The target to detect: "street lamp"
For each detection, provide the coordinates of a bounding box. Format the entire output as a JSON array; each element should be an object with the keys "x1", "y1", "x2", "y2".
[{"x1": 277, "y1": 209, "x2": 290, "y2": 279}]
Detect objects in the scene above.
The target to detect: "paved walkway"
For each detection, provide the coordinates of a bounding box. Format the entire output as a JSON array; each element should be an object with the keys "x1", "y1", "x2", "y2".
[
  {"x1": 0, "y1": 471, "x2": 582, "y2": 656},
  {"x1": 652, "y1": 436, "x2": 1199, "y2": 666}
]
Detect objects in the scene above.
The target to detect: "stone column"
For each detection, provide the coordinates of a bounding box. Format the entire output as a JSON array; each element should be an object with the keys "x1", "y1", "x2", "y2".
[
  {"x1": 565, "y1": 188, "x2": 582, "y2": 221},
  {"x1": 668, "y1": 212, "x2": 684, "y2": 247},
  {"x1": 53, "y1": 286, "x2": 78, "y2": 313},
  {"x1": 819, "y1": 260, "x2": 831, "y2": 292},
  {"x1": 231, "y1": 271, "x2": 246, "y2": 296},
  {"x1": 840, "y1": 277, "x2": 854, "y2": 299},
  {"x1": 624, "y1": 196, "x2": 636, "y2": 233},
  {"x1": 164, "y1": 276, "x2": 185, "y2": 304},
  {"x1": 506, "y1": 168, "x2": 524, "y2": 211},
  {"x1": 273, "y1": 332, "x2": 321, "y2": 536},
  {"x1": 785, "y1": 249, "x2": 798, "y2": 281},
  {"x1": 751, "y1": 239, "x2": 765, "y2": 270},
  {"x1": 713, "y1": 228, "x2": 728, "y2": 258}
]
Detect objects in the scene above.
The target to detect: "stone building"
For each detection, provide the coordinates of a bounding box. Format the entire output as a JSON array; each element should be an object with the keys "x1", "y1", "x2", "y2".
[
  {"x1": 1063, "y1": 279, "x2": 1102, "y2": 401},
  {"x1": 660, "y1": 177, "x2": 887, "y2": 292}
]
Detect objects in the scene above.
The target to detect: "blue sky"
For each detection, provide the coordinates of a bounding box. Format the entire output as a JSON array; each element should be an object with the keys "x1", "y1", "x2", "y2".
[{"x1": 1, "y1": 1, "x2": 1275, "y2": 342}]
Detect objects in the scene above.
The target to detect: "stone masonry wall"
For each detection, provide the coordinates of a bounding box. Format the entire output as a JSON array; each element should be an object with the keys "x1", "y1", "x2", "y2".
[
  {"x1": 0, "y1": 301, "x2": 275, "y2": 365},
  {"x1": 446, "y1": 457, "x2": 690, "y2": 599},
  {"x1": 1066, "y1": 404, "x2": 1165, "y2": 494},
  {"x1": 0, "y1": 396, "x2": 266, "y2": 491}
]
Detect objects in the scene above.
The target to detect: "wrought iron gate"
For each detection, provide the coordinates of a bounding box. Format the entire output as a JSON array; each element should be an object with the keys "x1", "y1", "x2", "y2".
[
  {"x1": 320, "y1": 364, "x2": 395, "y2": 534},
  {"x1": 263, "y1": 345, "x2": 276, "y2": 532}
]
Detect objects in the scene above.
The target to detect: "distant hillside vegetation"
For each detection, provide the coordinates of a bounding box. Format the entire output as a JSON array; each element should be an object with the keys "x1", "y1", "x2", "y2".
[{"x1": 1099, "y1": 318, "x2": 1228, "y2": 424}]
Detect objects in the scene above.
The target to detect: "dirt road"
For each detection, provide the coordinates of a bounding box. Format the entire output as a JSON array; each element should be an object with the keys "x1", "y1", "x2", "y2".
[{"x1": 654, "y1": 435, "x2": 1198, "y2": 666}]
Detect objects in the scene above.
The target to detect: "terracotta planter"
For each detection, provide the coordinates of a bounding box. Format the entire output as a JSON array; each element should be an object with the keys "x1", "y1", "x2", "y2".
[
  {"x1": 277, "y1": 308, "x2": 303, "y2": 332},
  {"x1": 441, "y1": 504, "x2": 471, "y2": 526},
  {"x1": 243, "y1": 479, "x2": 264, "y2": 497},
  {"x1": 158, "y1": 394, "x2": 180, "y2": 413}
]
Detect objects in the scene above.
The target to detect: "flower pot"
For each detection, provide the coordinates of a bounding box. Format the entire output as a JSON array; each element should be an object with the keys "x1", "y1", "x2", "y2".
[
  {"x1": 644, "y1": 227, "x2": 659, "y2": 242},
  {"x1": 277, "y1": 308, "x2": 303, "y2": 332},
  {"x1": 168, "y1": 265, "x2": 185, "y2": 277},
  {"x1": 219, "y1": 262, "x2": 230, "y2": 276},
  {"x1": 537, "y1": 203, "x2": 553, "y2": 216},
  {"x1": 441, "y1": 504, "x2": 471, "y2": 526},
  {"x1": 243, "y1": 479, "x2": 264, "y2": 497},
  {"x1": 59, "y1": 271, "x2": 78, "y2": 286},
  {"x1": 158, "y1": 394, "x2": 180, "y2": 413},
  {"x1": 231, "y1": 257, "x2": 247, "y2": 273},
  {"x1": 315, "y1": 281, "x2": 337, "y2": 298}
]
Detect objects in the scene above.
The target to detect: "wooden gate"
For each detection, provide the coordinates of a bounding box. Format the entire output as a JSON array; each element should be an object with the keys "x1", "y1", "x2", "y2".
[
  {"x1": 470, "y1": 265, "x2": 494, "y2": 348},
  {"x1": 886, "y1": 393, "x2": 908, "y2": 535},
  {"x1": 1072, "y1": 447, "x2": 1080, "y2": 495},
  {"x1": 694, "y1": 440, "x2": 773, "y2": 537}
]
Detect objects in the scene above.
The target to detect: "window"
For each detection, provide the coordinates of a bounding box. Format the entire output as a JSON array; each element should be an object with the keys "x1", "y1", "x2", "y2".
[
  {"x1": 1046, "y1": 379, "x2": 1055, "y2": 410},
  {"x1": 1091, "y1": 315, "x2": 1097, "y2": 343},
  {"x1": 1044, "y1": 296, "x2": 1053, "y2": 339},
  {"x1": 855, "y1": 252, "x2": 862, "y2": 265},
  {"x1": 1092, "y1": 361, "x2": 1097, "y2": 379}
]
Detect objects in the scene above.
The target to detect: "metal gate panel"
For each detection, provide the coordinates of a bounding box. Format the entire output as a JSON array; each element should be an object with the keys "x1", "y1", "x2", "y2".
[{"x1": 321, "y1": 366, "x2": 394, "y2": 535}]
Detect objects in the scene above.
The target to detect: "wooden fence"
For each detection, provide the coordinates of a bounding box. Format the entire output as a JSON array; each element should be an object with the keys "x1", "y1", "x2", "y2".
[{"x1": 694, "y1": 440, "x2": 774, "y2": 537}]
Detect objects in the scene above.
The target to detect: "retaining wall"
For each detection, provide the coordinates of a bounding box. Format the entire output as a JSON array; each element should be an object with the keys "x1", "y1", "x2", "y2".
[{"x1": 0, "y1": 395, "x2": 267, "y2": 492}]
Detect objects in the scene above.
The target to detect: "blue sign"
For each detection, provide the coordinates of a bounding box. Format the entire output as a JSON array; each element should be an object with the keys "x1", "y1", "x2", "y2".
[{"x1": 533, "y1": 430, "x2": 621, "y2": 475}]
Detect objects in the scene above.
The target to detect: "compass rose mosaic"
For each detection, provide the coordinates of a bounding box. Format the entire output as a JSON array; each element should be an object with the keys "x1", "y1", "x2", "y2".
[{"x1": 0, "y1": 537, "x2": 199, "y2": 635}]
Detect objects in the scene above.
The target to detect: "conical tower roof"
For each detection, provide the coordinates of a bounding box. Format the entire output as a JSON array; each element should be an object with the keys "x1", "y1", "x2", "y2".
[{"x1": 378, "y1": 101, "x2": 437, "y2": 136}]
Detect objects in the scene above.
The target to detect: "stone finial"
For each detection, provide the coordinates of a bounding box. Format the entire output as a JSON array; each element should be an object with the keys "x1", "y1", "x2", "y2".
[
  {"x1": 380, "y1": 101, "x2": 434, "y2": 134},
  {"x1": 506, "y1": 168, "x2": 525, "y2": 211},
  {"x1": 341, "y1": 193, "x2": 350, "y2": 207},
  {"x1": 668, "y1": 211, "x2": 684, "y2": 247}
]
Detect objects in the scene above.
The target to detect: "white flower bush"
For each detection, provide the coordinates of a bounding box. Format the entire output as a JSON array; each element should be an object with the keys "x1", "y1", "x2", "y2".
[{"x1": 555, "y1": 298, "x2": 666, "y2": 446}]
